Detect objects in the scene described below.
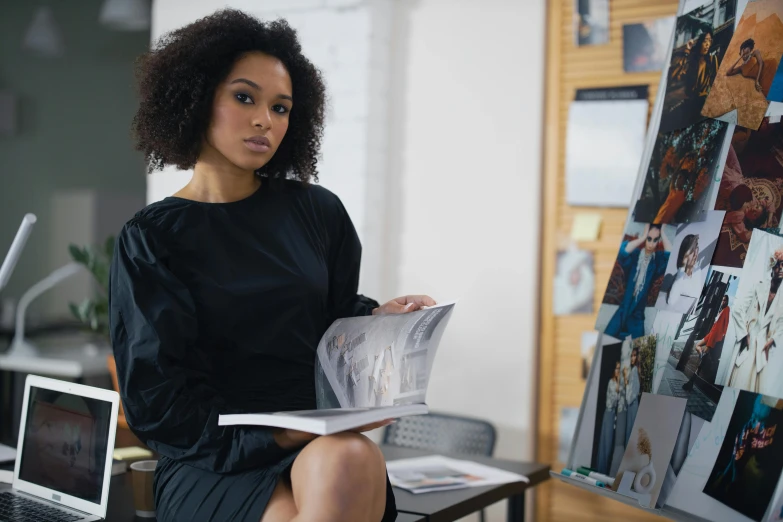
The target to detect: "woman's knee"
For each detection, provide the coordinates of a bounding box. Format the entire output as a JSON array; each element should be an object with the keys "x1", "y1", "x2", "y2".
[{"x1": 292, "y1": 432, "x2": 386, "y2": 486}]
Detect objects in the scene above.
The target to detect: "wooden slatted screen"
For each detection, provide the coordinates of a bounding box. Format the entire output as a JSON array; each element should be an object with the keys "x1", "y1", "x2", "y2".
[{"x1": 536, "y1": 1, "x2": 680, "y2": 521}]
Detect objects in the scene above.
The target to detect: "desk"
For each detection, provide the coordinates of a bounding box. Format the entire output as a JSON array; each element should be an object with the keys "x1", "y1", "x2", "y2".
[
  {"x1": 104, "y1": 448, "x2": 549, "y2": 522},
  {"x1": 381, "y1": 446, "x2": 550, "y2": 522}
]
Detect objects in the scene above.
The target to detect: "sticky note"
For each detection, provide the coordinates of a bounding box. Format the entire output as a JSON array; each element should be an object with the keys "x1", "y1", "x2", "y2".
[
  {"x1": 571, "y1": 213, "x2": 602, "y2": 242},
  {"x1": 113, "y1": 446, "x2": 153, "y2": 460}
]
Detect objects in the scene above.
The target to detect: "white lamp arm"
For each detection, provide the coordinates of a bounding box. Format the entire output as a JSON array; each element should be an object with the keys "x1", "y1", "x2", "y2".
[
  {"x1": 0, "y1": 213, "x2": 37, "y2": 292},
  {"x1": 13, "y1": 262, "x2": 84, "y2": 343}
]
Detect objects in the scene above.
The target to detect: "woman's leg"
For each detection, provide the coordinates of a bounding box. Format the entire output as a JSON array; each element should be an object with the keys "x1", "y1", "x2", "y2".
[
  {"x1": 260, "y1": 432, "x2": 388, "y2": 522},
  {"x1": 260, "y1": 479, "x2": 298, "y2": 522}
]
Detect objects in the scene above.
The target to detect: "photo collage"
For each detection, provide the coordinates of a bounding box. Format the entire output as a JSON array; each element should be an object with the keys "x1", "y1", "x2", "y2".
[{"x1": 567, "y1": 1, "x2": 783, "y2": 521}]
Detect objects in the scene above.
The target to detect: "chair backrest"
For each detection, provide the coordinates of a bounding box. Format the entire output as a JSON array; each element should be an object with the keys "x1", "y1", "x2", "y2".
[{"x1": 382, "y1": 412, "x2": 496, "y2": 457}]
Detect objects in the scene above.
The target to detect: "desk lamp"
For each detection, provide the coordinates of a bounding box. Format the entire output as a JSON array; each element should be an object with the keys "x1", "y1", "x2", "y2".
[{"x1": 2, "y1": 214, "x2": 84, "y2": 358}]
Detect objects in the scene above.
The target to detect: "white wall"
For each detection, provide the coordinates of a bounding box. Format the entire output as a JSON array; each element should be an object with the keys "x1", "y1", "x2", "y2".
[{"x1": 389, "y1": 1, "x2": 545, "y2": 518}]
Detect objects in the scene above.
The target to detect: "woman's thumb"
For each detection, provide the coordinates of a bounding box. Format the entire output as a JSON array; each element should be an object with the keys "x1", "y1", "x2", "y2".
[{"x1": 393, "y1": 302, "x2": 415, "y2": 314}]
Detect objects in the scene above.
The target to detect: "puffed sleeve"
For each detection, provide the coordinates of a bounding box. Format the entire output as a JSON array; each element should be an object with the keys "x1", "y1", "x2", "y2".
[
  {"x1": 109, "y1": 216, "x2": 291, "y2": 473},
  {"x1": 326, "y1": 197, "x2": 379, "y2": 321}
]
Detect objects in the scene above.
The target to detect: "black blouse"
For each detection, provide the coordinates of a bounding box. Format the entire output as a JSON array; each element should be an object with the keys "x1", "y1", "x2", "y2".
[{"x1": 108, "y1": 180, "x2": 379, "y2": 474}]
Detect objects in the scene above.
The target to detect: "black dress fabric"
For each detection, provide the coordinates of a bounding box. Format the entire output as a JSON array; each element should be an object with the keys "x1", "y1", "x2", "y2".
[{"x1": 108, "y1": 179, "x2": 397, "y2": 522}]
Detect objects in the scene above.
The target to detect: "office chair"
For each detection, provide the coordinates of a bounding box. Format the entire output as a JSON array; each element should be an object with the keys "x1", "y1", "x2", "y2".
[{"x1": 382, "y1": 412, "x2": 497, "y2": 522}]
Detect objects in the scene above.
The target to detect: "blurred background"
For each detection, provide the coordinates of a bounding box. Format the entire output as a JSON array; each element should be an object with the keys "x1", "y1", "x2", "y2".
[{"x1": 0, "y1": 0, "x2": 685, "y2": 520}]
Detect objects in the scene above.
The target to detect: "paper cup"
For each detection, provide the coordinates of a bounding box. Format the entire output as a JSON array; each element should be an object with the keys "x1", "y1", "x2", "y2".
[{"x1": 130, "y1": 460, "x2": 157, "y2": 518}]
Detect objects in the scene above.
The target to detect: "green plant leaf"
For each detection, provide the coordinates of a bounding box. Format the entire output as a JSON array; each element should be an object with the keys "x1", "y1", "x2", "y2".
[
  {"x1": 68, "y1": 302, "x2": 81, "y2": 322},
  {"x1": 104, "y1": 236, "x2": 116, "y2": 260},
  {"x1": 69, "y1": 244, "x2": 89, "y2": 266}
]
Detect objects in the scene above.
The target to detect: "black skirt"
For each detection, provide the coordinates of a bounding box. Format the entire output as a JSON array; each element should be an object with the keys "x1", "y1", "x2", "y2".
[{"x1": 153, "y1": 454, "x2": 398, "y2": 522}]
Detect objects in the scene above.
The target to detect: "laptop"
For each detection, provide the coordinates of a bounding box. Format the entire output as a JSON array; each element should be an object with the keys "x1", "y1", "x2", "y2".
[{"x1": 0, "y1": 375, "x2": 119, "y2": 521}]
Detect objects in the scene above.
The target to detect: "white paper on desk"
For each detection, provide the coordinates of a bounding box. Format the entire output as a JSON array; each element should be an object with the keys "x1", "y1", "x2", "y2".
[
  {"x1": 0, "y1": 444, "x2": 16, "y2": 464},
  {"x1": 386, "y1": 455, "x2": 528, "y2": 494},
  {"x1": 565, "y1": 98, "x2": 648, "y2": 207}
]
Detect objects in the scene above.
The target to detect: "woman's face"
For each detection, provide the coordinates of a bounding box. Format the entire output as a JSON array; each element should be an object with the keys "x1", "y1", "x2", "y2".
[
  {"x1": 613, "y1": 362, "x2": 620, "y2": 379},
  {"x1": 631, "y1": 350, "x2": 637, "y2": 366},
  {"x1": 741, "y1": 46, "x2": 752, "y2": 61},
  {"x1": 773, "y1": 260, "x2": 783, "y2": 281},
  {"x1": 700, "y1": 34, "x2": 712, "y2": 55},
  {"x1": 204, "y1": 52, "x2": 293, "y2": 172}
]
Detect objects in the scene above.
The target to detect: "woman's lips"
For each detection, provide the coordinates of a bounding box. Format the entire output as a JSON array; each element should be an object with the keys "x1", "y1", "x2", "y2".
[{"x1": 244, "y1": 136, "x2": 270, "y2": 153}]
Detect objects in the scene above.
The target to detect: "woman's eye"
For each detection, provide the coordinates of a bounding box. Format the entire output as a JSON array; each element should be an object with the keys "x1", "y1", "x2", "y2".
[
  {"x1": 273, "y1": 104, "x2": 289, "y2": 114},
  {"x1": 235, "y1": 93, "x2": 254, "y2": 104}
]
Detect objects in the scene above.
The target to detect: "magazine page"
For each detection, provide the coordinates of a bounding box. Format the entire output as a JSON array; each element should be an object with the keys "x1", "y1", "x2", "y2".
[
  {"x1": 316, "y1": 302, "x2": 456, "y2": 409},
  {"x1": 386, "y1": 455, "x2": 528, "y2": 494}
]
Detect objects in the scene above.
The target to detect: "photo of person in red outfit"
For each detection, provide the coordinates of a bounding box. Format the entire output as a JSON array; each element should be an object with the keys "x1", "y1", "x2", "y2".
[{"x1": 682, "y1": 294, "x2": 731, "y2": 391}]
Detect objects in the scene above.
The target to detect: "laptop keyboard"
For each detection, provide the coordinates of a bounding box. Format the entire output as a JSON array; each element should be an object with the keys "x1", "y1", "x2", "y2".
[{"x1": 0, "y1": 492, "x2": 85, "y2": 521}]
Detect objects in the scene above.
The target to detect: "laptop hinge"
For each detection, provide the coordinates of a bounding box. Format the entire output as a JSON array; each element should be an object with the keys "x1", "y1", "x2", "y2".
[{"x1": 17, "y1": 490, "x2": 93, "y2": 516}]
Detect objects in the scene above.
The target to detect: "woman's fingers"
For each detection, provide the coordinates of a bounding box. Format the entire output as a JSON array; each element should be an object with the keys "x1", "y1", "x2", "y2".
[{"x1": 394, "y1": 295, "x2": 437, "y2": 308}]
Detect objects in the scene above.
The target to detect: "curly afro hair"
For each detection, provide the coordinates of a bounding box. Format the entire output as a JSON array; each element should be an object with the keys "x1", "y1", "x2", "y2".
[{"x1": 132, "y1": 9, "x2": 326, "y2": 184}]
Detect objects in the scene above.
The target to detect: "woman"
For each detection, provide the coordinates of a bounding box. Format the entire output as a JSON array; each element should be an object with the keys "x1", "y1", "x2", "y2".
[
  {"x1": 727, "y1": 38, "x2": 777, "y2": 97},
  {"x1": 596, "y1": 361, "x2": 621, "y2": 475},
  {"x1": 109, "y1": 10, "x2": 435, "y2": 522},
  {"x1": 728, "y1": 248, "x2": 783, "y2": 395},
  {"x1": 665, "y1": 234, "x2": 703, "y2": 313},
  {"x1": 684, "y1": 31, "x2": 719, "y2": 101},
  {"x1": 609, "y1": 365, "x2": 628, "y2": 476},
  {"x1": 625, "y1": 347, "x2": 641, "y2": 446}
]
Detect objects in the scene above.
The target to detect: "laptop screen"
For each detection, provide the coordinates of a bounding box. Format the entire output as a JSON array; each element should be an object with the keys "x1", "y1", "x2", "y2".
[{"x1": 18, "y1": 386, "x2": 113, "y2": 504}]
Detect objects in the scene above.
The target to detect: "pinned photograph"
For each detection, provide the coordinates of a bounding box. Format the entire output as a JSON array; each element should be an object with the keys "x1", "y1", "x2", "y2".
[
  {"x1": 623, "y1": 17, "x2": 676, "y2": 73},
  {"x1": 713, "y1": 119, "x2": 783, "y2": 267},
  {"x1": 702, "y1": 0, "x2": 783, "y2": 130},
  {"x1": 554, "y1": 248, "x2": 595, "y2": 315},
  {"x1": 655, "y1": 410, "x2": 707, "y2": 508},
  {"x1": 613, "y1": 393, "x2": 687, "y2": 508},
  {"x1": 719, "y1": 230, "x2": 783, "y2": 398},
  {"x1": 655, "y1": 266, "x2": 740, "y2": 422},
  {"x1": 659, "y1": 0, "x2": 737, "y2": 132},
  {"x1": 591, "y1": 339, "x2": 625, "y2": 476},
  {"x1": 596, "y1": 222, "x2": 675, "y2": 340},
  {"x1": 655, "y1": 210, "x2": 726, "y2": 314},
  {"x1": 574, "y1": 0, "x2": 609, "y2": 47},
  {"x1": 632, "y1": 119, "x2": 729, "y2": 225},
  {"x1": 703, "y1": 391, "x2": 783, "y2": 522},
  {"x1": 769, "y1": 50, "x2": 783, "y2": 102}
]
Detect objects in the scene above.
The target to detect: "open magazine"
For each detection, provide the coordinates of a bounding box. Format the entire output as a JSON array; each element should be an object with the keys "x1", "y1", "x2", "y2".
[{"x1": 218, "y1": 301, "x2": 456, "y2": 435}]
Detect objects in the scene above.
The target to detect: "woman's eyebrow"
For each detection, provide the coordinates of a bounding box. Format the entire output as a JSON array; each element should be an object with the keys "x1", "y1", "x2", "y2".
[{"x1": 229, "y1": 78, "x2": 293, "y2": 101}]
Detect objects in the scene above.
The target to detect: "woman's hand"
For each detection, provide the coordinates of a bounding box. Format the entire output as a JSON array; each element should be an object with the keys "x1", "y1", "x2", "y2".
[
  {"x1": 373, "y1": 295, "x2": 437, "y2": 315},
  {"x1": 755, "y1": 80, "x2": 762, "y2": 93}
]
